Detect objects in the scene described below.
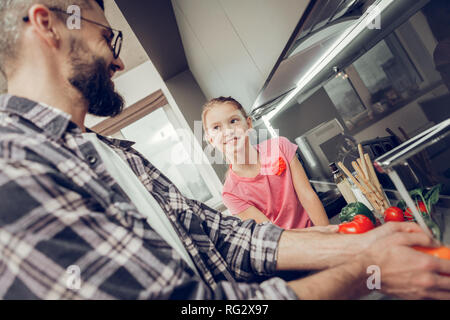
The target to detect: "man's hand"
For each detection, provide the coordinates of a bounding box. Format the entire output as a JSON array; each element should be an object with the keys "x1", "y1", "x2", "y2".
[
  {"x1": 359, "y1": 221, "x2": 426, "y2": 250},
  {"x1": 364, "y1": 230, "x2": 450, "y2": 299}
]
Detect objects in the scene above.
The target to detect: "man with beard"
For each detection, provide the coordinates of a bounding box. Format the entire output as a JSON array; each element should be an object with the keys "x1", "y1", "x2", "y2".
[{"x1": 1, "y1": 0, "x2": 450, "y2": 300}]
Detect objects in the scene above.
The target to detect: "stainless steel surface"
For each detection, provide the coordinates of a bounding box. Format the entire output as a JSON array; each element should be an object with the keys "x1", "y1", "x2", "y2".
[
  {"x1": 295, "y1": 118, "x2": 345, "y2": 184},
  {"x1": 295, "y1": 136, "x2": 328, "y2": 180},
  {"x1": 374, "y1": 119, "x2": 450, "y2": 171}
]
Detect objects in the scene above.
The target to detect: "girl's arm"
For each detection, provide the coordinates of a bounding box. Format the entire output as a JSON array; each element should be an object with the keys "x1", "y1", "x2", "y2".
[
  {"x1": 236, "y1": 206, "x2": 271, "y2": 224},
  {"x1": 290, "y1": 156, "x2": 330, "y2": 226}
]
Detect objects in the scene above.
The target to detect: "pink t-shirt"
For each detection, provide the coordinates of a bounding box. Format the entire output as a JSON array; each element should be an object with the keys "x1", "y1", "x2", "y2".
[{"x1": 222, "y1": 137, "x2": 313, "y2": 230}]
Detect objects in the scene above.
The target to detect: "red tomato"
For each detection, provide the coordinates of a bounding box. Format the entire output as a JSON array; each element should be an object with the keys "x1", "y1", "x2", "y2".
[
  {"x1": 403, "y1": 209, "x2": 414, "y2": 221},
  {"x1": 418, "y1": 201, "x2": 428, "y2": 213},
  {"x1": 405, "y1": 201, "x2": 428, "y2": 221},
  {"x1": 339, "y1": 215, "x2": 374, "y2": 234},
  {"x1": 339, "y1": 221, "x2": 361, "y2": 234},
  {"x1": 384, "y1": 207, "x2": 405, "y2": 222},
  {"x1": 353, "y1": 215, "x2": 375, "y2": 232}
]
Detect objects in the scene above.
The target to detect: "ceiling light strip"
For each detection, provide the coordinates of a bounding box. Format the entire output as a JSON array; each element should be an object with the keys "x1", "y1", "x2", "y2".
[{"x1": 265, "y1": 0, "x2": 395, "y2": 122}]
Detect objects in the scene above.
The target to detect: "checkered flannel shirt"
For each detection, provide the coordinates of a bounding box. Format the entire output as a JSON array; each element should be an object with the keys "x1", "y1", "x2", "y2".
[{"x1": 0, "y1": 94, "x2": 298, "y2": 300}]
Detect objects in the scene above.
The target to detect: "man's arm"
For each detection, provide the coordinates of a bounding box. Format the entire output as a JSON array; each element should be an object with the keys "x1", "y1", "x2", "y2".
[
  {"x1": 290, "y1": 157, "x2": 329, "y2": 226},
  {"x1": 287, "y1": 228, "x2": 450, "y2": 300},
  {"x1": 185, "y1": 196, "x2": 423, "y2": 279},
  {"x1": 276, "y1": 221, "x2": 426, "y2": 271},
  {"x1": 288, "y1": 255, "x2": 370, "y2": 299}
]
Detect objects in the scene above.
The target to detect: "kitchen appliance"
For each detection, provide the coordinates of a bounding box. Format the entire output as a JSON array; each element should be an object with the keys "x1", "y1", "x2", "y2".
[{"x1": 295, "y1": 118, "x2": 346, "y2": 191}]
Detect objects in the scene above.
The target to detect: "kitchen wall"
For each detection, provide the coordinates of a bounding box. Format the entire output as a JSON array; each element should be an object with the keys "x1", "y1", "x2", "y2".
[
  {"x1": 165, "y1": 69, "x2": 228, "y2": 179},
  {"x1": 171, "y1": 0, "x2": 310, "y2": 112},
  {"x1": 0, "y1": 74, "x2": 5, "y2": 94},
  {"x1": 269, "y1": 87, "x2": 347, "y2": 142},
  {"x1": 165, "y1": 70, "x2": 206, "y2": 133}
]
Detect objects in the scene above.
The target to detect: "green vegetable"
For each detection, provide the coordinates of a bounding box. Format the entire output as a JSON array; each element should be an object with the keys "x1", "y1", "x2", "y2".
[
  {"x1": 396, "y1": 184, "x2": 443, "y2": 241},
  {"x1": 397, "y1": 184, "x2": 442, "y2": 216},
  {"x1": 424, "y1": 184, "x2": 442, "y2": 213},
  {"x1": 339, "y1": 202, "x2": 377, "y2": 226}
]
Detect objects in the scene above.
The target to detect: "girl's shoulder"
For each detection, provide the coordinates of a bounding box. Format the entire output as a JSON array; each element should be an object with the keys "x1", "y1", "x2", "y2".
[
  {"x1": 257, "y1": 136, "x2": 295, "y2": 153},
  {"x1": 222, "y1": 170, "x2": 239, "y2": 194},
  {"x1": 257, "y1": 136, "x2": 298, "y2": 166}
]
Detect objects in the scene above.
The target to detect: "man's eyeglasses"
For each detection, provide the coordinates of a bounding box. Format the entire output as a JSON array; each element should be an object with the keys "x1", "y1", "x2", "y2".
[{"x1": 23, "y1": 7, "x2": 123, "y2": 59}]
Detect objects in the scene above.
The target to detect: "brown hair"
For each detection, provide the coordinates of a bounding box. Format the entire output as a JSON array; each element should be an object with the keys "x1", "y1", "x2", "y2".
[{"x1": 201, "y1": 96, "x2": 248, "y2": 133}]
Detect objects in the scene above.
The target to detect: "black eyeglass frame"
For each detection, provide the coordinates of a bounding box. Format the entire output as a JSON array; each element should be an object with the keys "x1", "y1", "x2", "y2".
[{"x1": 23, "y1": 7, "x2": 123, "y2": 59}]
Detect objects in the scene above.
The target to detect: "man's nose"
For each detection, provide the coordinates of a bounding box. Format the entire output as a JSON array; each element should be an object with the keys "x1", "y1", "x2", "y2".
[{"x1": 112, "y1": 56, "x2": 125, "y2": 74}]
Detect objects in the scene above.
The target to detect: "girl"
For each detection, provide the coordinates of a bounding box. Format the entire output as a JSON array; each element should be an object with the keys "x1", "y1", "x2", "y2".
[{"x1": 202, "y1": 96, "x2": 330, "y2": 229}]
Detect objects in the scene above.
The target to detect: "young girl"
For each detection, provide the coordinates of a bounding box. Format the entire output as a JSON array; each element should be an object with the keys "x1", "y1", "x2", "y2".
[{"x1": 202, "y1": 97, "x2": 330, "y2": 229}]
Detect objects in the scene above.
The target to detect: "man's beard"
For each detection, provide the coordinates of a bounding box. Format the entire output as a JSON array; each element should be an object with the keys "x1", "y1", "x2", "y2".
[{"x1": 68, "y1": 43, "x2": 124, "y2": 117}]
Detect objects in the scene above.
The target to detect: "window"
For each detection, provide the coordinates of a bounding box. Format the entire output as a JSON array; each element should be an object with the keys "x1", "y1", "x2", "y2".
[{"x1": 120, "y1": 107, "x2": 213, "y2": 203}]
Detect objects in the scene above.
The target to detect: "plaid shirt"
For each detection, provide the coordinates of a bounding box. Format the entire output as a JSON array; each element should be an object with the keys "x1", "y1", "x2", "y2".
[{"x1": 0, "y1": 94, "x2": 298, "y2": 300}]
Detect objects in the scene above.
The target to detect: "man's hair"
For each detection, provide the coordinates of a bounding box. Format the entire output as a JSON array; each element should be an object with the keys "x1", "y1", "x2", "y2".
[{"x1": 0, "y1": 0, "x2": 104, "y2": 76}]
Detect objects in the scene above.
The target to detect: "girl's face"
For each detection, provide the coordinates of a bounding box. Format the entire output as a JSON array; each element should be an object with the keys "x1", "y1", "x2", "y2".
[{"x1": 204, "y1": 102, "x2": 252, "y2": 160}]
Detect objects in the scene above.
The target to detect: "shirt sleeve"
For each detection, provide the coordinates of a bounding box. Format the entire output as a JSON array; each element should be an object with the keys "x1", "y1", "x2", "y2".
[
  {"x1": 184, "y1": 198, "x2": 288, "y2": 280},
  {"x1": 278, "y1": 136, "x2": 299, "y2": 163},
  {"x1": 222, "y1": 191, "x2": 252, "y2": 215}
]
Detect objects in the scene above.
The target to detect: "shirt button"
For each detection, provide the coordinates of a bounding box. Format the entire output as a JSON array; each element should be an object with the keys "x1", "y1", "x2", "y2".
[{"x1": 87, "y1": 155, "x2": 97, "y2": 165}]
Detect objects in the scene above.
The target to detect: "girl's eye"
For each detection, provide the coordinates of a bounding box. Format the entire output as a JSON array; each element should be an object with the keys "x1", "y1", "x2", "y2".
[{"x1": 231, "y1": 119, "x2": 239, "y2": 124}]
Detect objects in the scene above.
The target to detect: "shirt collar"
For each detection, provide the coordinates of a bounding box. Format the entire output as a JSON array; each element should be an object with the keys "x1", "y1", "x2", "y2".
[
  {"x1": 86, "y1": 127, "x2": 136, "y2": 149},
  {"x1": 0, "y1": 94, "x2": 135, "y2": 148},
  {"x1": 0, "y1": 94, "x2": 76, "y2": 139}
]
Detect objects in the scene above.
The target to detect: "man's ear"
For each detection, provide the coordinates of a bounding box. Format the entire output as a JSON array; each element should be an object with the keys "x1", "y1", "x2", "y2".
[{"x1": 27, "y1": 5, "x2": 61, "y2": 48}]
